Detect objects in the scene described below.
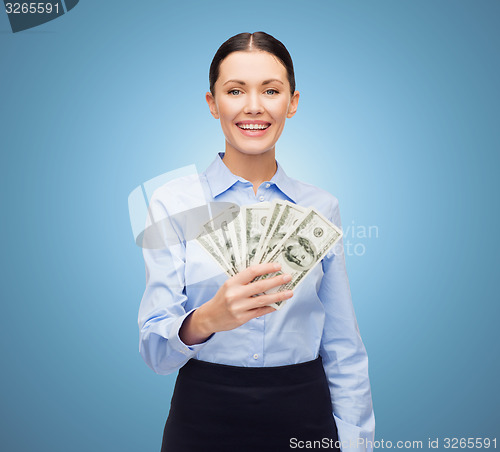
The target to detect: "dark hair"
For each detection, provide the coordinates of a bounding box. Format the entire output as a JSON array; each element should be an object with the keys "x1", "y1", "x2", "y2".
[{"x1": 209, "y1": 31, "x2": 296, "y2": 96}]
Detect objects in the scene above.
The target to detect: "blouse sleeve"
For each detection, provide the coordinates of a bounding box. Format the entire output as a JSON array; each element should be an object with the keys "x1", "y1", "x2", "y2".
[
  {"x1": 318, "y1": 197, "x2": 375, "y2": 451},
  {"x1": 137, "y1": 189, "x2": 214, "y2": 375}
]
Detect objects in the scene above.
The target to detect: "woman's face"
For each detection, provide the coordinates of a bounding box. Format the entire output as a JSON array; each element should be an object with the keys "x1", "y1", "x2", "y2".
[{"x1": 206, "y1": 51, "x2": 300, "y2": 158}]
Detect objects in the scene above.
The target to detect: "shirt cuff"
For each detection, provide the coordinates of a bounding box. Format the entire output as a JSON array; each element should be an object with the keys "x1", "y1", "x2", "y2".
[
  {"x1": 334, "y1": 414, "x2": 375, "y2": 452},
  {"x1": 167, "y1": 308, "x2": 214, "y2": 357}
]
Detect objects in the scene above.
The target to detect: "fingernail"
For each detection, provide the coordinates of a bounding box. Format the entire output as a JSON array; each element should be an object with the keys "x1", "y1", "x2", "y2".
[
  {"x1": 274, "y1": 263, "x2": 282, "y2": 270},
  {"x1": 286, "y1": 291, "x2": 294, "y2": 298},
  {"x1": 282, "y1": 274, "x2": 292, "y2": 283}
]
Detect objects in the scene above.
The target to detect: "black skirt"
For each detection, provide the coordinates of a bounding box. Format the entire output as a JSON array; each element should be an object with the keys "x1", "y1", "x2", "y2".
[{"x1": 161, "y1": 356, "x2": 340, "y2": 452}]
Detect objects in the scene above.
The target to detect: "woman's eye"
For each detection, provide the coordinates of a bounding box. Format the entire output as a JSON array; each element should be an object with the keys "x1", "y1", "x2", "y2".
[
  {"x1": 228, "y1": 89, "x2": 241, "y2": 95},
  {"x1": 266, "y1": 89, "x2": 278, "y2": 95}
]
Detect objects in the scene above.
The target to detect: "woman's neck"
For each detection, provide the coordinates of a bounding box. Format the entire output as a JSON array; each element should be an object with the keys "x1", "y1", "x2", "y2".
[{"x1": 222, "y1": 146, "x2": 277, "y2": 194}]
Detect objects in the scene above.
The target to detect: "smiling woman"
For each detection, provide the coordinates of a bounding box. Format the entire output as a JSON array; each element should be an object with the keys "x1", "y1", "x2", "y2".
[{"x1": 137, "y1": 31, "x2": 375, "y2": 452}]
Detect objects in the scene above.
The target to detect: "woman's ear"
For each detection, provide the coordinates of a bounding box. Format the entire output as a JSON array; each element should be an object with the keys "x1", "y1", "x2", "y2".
[
  {"x1": 206, "y1": 92, "x2": 220, "y2": 119},
  {"x1": 286, "y1": 91, "x2": 300, "y2": 118}
]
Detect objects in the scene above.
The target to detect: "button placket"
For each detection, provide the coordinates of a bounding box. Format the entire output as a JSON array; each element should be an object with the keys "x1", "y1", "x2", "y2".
[{"x1": 249, "y1": 314, "x2": 265, "y2": 365}]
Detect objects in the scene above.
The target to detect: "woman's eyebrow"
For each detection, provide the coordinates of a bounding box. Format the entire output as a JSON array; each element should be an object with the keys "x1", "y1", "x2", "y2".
[
  {"x1": 222, "y1": 79, "x2": 285, "y2": 86},
  {"x1": 262, "y1": 79, "x2": 284, "y2": 86}
]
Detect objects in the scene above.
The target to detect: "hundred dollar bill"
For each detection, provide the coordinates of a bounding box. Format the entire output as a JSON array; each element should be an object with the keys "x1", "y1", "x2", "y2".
[
  {"x1": 253, "y1": 200, "x2": 285, "y2": 264},
  {"x1": 227, "y1": 208, "x2": 244, "y2": 272},
  {"x1": 256, "y1": 201, "x2": 308, "y2": 265},
  {"x1": 202, "y1": 205, "x2": 240, "y2": 276},
  {"x1": 258, "y1": 208, "x2": 343, "y2": 309},
  {"x1": 238, "y1": 207, "x2": 248, "y2": 271},
  {"x1": 196, "y1": 231, "x2": 235, "y2": 277},
  {"x1": 245, "y1": 202, "x2": 271, "y2": 267}
]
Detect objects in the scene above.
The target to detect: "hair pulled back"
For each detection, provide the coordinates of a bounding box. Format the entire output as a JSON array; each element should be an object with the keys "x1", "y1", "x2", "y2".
[{"x1": 209, "y1": 31, "x2": 296, "y2": 96}]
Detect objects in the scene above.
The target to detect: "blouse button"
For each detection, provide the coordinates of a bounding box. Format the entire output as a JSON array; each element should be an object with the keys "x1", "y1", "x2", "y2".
[
  {"x1": 259, "y1": 195, "x2": 265, "y2": 202},
  {"x1": 253, "y1": 354, "x2": 259, "y2": 360},
  {"x1": 265, "y1": 183, "x2": 270, "y2": 188}
]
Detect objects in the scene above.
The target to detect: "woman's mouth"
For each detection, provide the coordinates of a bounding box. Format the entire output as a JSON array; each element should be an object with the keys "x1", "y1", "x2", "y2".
[{"x1": 236, "y1": 122, "x2": 271, "y2": 137}]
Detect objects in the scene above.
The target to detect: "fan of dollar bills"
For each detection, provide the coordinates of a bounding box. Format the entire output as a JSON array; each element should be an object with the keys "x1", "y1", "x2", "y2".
[{"x1": 196, "y1": 200, "x2": 343, "y2": 309}]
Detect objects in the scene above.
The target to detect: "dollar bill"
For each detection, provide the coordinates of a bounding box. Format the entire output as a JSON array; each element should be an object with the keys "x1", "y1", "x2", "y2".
[
  {"x1": 227, "y1": 208, "x2": 244, "y2": 272},
  {"x1": 202, "y1": 205, "x2": 240, "y2": 275},
  {"x1": 245, "y1": 202, "x2": 271, "y2": 267},
  {"x1": 257, "y1": 201, "x2": 308, "y2": 265},
  {"x1": 196, "y1": 231, "x2": 235, "y2": 276},
  {"x1": 258, "y1": 208, "x2": 343, "y2": 309},
  {"x1": 253, "y1": 200, "x2": 285, "y2": 264}
]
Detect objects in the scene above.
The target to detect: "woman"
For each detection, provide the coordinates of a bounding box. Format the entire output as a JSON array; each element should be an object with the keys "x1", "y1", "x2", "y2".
[{"x1": 138, "y1": 31, "x2": 375, "y2": 452}]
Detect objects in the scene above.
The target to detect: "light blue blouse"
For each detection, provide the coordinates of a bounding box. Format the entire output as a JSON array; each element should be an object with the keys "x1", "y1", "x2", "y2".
[{"x1": 138, "y1": 152, "x2": 375, "y2": 451}]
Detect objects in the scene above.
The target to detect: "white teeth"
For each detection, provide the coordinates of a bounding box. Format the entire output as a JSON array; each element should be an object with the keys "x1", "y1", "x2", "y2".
[{"x1": 238, "y1": 123, "x2": 269, "y2": 130}]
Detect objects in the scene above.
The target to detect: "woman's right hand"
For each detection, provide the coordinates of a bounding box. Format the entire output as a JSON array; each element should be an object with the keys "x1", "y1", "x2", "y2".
[{"x1": 179, "y1": 262, "x2": 293, "y2": 346}]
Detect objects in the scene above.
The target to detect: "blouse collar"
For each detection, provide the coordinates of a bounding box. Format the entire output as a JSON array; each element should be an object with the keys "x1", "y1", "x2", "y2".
[{"x1": 204, "y1": 152, "x2": 297, "y2": 202}]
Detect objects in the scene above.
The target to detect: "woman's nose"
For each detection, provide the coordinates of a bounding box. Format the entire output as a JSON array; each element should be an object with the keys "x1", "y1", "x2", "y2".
[{"x1": 243, "y1": 92, "x2": 264, "y2": 114}]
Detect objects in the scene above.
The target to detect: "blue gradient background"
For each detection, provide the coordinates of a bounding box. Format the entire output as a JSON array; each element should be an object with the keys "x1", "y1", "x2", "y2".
[{"x1": 1, "y1": 1, "x2": 499, "y2": 450}]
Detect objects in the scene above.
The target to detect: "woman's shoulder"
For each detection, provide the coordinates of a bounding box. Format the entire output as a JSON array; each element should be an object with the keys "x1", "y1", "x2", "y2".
[{"x1": 286, "y1": 175, "x2": 340, "y2": 220}]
